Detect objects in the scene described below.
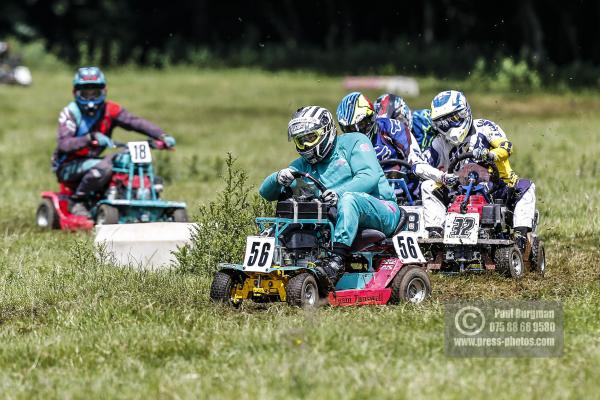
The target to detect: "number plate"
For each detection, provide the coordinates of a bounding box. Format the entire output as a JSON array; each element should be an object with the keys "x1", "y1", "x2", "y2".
[
  {"x1": 399, "y1": 206, "x2": 427, "y2": 238},
  {"x1": 242, "y1": 236, "x2": 276, "y2": 272},
  {"x1": 128, "y1": 141, "x2": 152, "y2": 163},
  {"x1": 443, "y1": 213, "x2": 480, "y2": 244},
  {"x1": 393, "y1": 232, "x2": 426, "y2": 263}
]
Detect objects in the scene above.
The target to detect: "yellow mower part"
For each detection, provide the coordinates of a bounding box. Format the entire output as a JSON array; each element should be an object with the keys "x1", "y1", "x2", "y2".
[{"x1": 232, "y1": 271, "x2": 289, "y2": 302}]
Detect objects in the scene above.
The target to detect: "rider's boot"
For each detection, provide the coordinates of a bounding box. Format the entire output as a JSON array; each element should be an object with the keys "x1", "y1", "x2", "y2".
[
  {"x1": 69, "y1": 192, "x2": 91, "y2": 218},
  {"x1": 426, "y1": 227, "x2": 444, "y2": 239},
  {"x1": 316, "y1": 243, "x2": 349, "y2": 292},
  {"x1": 70, "y1": 201, "x2": 91, "y2": 218}
]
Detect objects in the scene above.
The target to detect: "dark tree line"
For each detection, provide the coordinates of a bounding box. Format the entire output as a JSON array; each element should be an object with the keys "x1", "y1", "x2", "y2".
[{"x1": 0, "y1": 0, "x2": 597, "y2": 73}]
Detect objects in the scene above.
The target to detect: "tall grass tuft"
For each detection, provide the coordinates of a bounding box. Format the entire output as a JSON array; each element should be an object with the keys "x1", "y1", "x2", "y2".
[{"x1": 175, "y1": 153, "x2": 273, "y2": 278}]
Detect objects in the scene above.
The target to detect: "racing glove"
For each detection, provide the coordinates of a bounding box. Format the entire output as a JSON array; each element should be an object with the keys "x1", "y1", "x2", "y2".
[
  {"x1": 93, "y1": 133, "x2": 115, "y2": 148},
  {"x1": 441, "y1": 173, "x2": 459, "y2": 187},
  {"x1": 321, "y1": 189, "x2": 339, "y2": 206},
  {"x1": 472, "y1": 148, "x2": 497, "y2": 162},
  {"x1": 276, "y1": 168, "x2": 296, "y2": 187},
  {"x1": 160, "y1": 134, "x2": 176, "y2": 148}
]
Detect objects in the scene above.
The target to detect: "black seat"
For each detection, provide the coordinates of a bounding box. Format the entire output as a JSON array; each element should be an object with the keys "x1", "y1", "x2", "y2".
[{"x1": 350, "y1": 229, "x2": 386, "y2": 251}]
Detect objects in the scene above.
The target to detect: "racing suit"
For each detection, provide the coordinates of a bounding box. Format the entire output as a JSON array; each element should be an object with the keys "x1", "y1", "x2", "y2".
[
  {"x1": 260, "y1": 133, "x2": 401, "y2": 250},
  {"x1": 370, "y1": 117, "x2": 448, "y2": 200},
  {"x1": 421, "y1": 118, "x2": 536, "y2": 231},
  {"x1": 52, "y1": 101, "x2": 165, "y2": 198},
  {"x1": 411, "y1": 109, "x2": 436, "y2": 150},
  {"x1": 374, "y1": 96, "x2": 435, "y2": 151}
]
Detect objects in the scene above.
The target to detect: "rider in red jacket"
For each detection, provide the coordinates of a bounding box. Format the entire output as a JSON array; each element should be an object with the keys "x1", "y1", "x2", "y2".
[{"x1": 51, "y1": 67, "x2": 176, "y2": 217}]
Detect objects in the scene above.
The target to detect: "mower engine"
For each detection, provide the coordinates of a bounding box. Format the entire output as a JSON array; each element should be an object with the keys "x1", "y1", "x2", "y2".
[{"x1": 274, "y1": 199, "x2": 333, "y2": 268}]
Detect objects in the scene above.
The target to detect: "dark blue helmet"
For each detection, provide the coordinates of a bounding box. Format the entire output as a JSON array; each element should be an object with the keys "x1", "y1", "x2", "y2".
[{"x1": 73, "y1": 67, "x2": 107, "y2": 117}]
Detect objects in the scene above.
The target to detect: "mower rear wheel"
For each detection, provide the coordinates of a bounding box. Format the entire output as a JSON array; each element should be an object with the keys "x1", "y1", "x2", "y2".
[
  {"x1": 210, "y1": 270, "x2": 242, "y2": 308},
  {"x1": 36, "y1": 199, "x2": 60, "y2": 229},
  {"x1": 173, "y1": 208, "x2": 188, "y2": 222},
  {"x1": 390, "y1": 265, "x2": 431, "y2": 304},
  {"x1": 286, "y1": 273, "x2": 320, "y2": 309},
  {"x1": 495, "y1": 245, "x2": 524, "y2": 278},
  {"x1": 96, "y1": 204, "x2": 119, "y2": 225},
  {"x1": 531, "y1": 241, "x2": 546, "y2": 276}
]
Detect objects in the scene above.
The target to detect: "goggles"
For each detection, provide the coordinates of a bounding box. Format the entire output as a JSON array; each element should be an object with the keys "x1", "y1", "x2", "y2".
[
  {"x1": 340, "y1": 117, "x2": 372, "y2": 134},
  {"x1": 293, "y1": 128, "x2": 323, "y2": 150},
  {"x1": 75, "y1": 87, "x2": 105, "y2": 101},
  {"x1": 432, "y1": 109, "x2": 468, "y2": 132}
]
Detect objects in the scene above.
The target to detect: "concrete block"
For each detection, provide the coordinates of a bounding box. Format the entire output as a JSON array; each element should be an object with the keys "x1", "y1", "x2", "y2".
[{"x1": 94, "y1": 222, "x2": 197, "y2": 270}]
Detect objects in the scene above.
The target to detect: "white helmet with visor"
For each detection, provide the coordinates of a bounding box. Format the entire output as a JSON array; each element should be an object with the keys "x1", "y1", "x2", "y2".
[{"x1": 431, "y1": 90, "x2": 472, "y2": 146}]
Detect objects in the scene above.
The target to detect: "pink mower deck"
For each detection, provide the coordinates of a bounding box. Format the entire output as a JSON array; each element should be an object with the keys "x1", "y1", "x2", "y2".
[{"x1": 328, "y1": 258, "x2": 404, "y2": 306}]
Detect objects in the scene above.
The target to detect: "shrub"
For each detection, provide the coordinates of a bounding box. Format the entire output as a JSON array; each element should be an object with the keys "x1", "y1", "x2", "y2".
[
  {"x1": 470, "y1": 57, "x2": 542, "y2": 92},
  {"x1": 174, "y1": 154, "x2": 273, "y2": 278}
]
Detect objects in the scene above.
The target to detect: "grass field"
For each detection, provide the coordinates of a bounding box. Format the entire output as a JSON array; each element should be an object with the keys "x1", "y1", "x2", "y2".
[{"x1": 0, "y1": 68, "x2": 599, "y2": 399}]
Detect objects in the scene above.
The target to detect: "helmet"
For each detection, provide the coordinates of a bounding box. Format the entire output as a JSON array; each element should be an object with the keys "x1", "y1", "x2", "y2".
[
  {"x1": 336, "y1": 92, "x2": 375, "y2": 137},
  {"x1": 0, "y1": 42, "x2": 8, "y2": 57},
  {"x1": 430, "y1": 90, "x2": 472, "y2": 146},
  {"x1": 73, "y1": 67, "x2": 107, "y2": 117},
  {"x1": 374, "y1": 93, "x2": 413, "y2": 131},
  {"x1": 288, "y1": 106, "x2": 337, "y2": 164}
]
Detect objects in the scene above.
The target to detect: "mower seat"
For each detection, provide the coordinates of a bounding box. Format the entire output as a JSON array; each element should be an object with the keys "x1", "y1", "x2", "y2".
[{"x1": 351, "y1": 229, "x2": 386, "y2": 251}]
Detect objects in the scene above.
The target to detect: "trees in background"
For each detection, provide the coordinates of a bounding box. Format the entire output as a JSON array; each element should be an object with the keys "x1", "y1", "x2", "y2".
[{"x1": 0, "y1": 0, "x2": 597, "y2": 78}]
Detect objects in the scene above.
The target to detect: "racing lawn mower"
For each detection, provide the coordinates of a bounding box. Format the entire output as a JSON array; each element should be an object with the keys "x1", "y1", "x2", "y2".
[
  {"x1": 418, "y1": 152, "x2": 546, "y2": 278},
  {"x1": 210, "y1": 171, "x2": 431, "y2": 309},
  {"x1": 36, "y1": 139, "x2": 187, "y2": 230}
]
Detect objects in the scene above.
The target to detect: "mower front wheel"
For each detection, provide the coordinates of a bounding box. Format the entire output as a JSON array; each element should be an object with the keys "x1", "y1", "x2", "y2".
[
  {"x1": 173, "y1": 208, "x2": 188, "y2": 222},
  {"x1": 36, "y1": 198, "x2": 60, "y2": 229},
  {"x1": 210, "y1": 270, "x2": 242, "y2": 308},
  {"x1": 389, "y1": 265, "x2": 431, "y2": 304},
  {"x1": 286, "y1": 273, "x2": 321, "y2": 309},
  {"x1": 495, "y1": 245, "x2": 524, "y2": 278},
  {"x1": 96, "y1": 204, "x2": 119, "y2": 225}
]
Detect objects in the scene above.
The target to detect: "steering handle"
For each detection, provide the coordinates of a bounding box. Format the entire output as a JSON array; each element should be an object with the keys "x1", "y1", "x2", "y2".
[
  {"x1": 110, "y1": 141, "x2": 128, "y2": 149},
  {"x1": 448, "y1": 152, "x2": 475, "y2": 173},
  {"x1": 379, "y1": 158, "x2": 412, "y2": 170},
  {"x1": 110, "y1": 139, "x2": 169, "y2": 150},
  {"x1": 291, "y1": 170, "x2": 328, "y2": 193},
  {"x1": 448, "y1": 151, "x2": 501, "y2": 183},
  {"x1": 150, "y1": 139, "x2": 169, "y2": 150}
]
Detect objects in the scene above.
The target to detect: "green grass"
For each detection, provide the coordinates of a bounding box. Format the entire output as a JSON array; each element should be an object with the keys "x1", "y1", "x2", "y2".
[{"x1": 0, "y1": 67, "x2": 599, "y2": 399}]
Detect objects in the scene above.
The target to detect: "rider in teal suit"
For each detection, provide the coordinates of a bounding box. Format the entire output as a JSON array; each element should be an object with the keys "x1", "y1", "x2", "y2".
[{"x1": 260, "y1": 106, "x2": 401, "y2": 288}]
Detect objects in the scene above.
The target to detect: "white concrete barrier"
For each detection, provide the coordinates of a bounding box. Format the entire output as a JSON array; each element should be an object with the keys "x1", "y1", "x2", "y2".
[
  {"x1": 343, "y1": 75, "x2": 420, "y2": 97},
  {"x1": 94, "y1": 222, "x2": 198, "y2": 270}
]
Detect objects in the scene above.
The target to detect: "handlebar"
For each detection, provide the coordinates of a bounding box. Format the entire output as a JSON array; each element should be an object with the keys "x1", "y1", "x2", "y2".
[
  {"x1": 110, "y1": 139, "x2": 169, "y2": 150},
  {"x1": 448, "y1": 152, "x2": 475, "y2": 173},
  {"x1": 379, "y1": 158, "x2": 412, "y2": 170},
  {"x1": 448, "y1": 151, "x2": 501, "y2": 184},
  {"x1": 291, "y1": 170, "x2": 328, "y2": 193}
]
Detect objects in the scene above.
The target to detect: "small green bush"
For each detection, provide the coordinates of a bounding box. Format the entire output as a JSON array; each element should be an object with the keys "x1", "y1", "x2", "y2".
[
  {"x1": 175, "y1": 154, "x2": 274, "y2": 278},
  {"x1": 3, "y1": 37, "x2": 66, "y2": 70},
  {"x1": 471, "y1": 57, "x2": 541, "y2": 91}
]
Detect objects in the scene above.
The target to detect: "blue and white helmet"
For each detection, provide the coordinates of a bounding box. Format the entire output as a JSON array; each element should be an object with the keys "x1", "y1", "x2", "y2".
[
  {"x1": 374, "y1": 93, "x2": 413, "y2": 131},
  {"x1": 430, "y1": 90, "x2": 472, "y2": 146},
  {"x1": 336, "y1": 92, "x2": 376, "y2": 136}
]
